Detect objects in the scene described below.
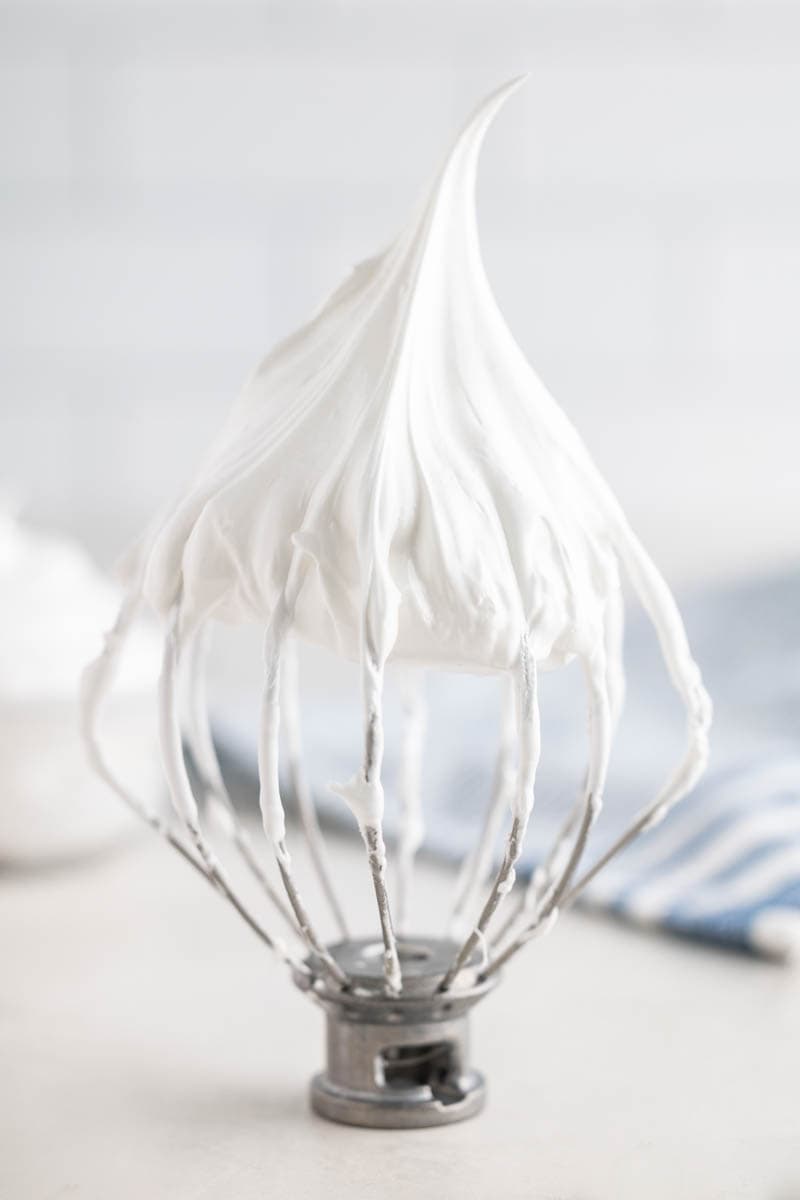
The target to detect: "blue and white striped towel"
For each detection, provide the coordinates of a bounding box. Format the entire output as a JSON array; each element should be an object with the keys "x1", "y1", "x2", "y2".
[{"x1": 216, "y1": 570, "x2": 800, "y2": 961}]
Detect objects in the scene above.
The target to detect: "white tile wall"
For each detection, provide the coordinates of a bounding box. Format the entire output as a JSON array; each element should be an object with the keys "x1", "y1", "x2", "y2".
[{"x1": 2, "y1": 0, "x2": 799, "y2": 583}]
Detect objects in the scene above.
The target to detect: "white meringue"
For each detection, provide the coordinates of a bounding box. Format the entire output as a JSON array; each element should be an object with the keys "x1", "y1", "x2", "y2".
[{"x1": 83, "y1": 78, "x2": 711, "y2": 992}]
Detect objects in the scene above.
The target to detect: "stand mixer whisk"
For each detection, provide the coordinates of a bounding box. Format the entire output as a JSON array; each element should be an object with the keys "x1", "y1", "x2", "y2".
[{"x1": 81, "y1": 77, "x2": 710, "y2": 1128}]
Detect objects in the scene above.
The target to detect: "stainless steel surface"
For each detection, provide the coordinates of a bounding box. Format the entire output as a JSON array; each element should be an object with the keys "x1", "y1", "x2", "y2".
[{"x1": 297, "y1": 936, "x2": 497, "y2": 1129}]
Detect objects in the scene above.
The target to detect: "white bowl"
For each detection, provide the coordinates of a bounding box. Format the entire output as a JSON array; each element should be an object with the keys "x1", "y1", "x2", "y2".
[{"x1": 0, "y1": 690, "x2": 162, "y2": 865}]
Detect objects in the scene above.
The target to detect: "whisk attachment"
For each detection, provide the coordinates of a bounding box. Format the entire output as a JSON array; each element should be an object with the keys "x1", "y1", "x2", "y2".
[
  {"x1": 80, "y1": 76, "x2": 712, "y2": 1129},
  {"x1": 295, "y1": 937, "x2": 497, "y2": 1129}
]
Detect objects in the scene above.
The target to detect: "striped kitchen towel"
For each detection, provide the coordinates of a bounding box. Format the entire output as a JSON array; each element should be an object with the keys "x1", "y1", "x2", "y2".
[{"x1": 215, "y1": 569, "x2": 800, "y2": 961}]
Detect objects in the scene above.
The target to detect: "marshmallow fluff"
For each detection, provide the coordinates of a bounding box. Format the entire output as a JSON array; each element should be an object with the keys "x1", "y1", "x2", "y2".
[{"x1": 83, "y1": 78, "x2": 711, "y2": 992}]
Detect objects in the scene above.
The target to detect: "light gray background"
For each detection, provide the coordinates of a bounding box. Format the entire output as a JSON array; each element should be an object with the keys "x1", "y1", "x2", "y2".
[{"x1": 2, "y1": 0, "x2": 799, "y2": 586}]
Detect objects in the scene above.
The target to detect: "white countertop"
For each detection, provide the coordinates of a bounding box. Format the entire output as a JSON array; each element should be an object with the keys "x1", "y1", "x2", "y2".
[{"x1": 2, "y1": 827, "x2": 798, "y2": 1200}]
